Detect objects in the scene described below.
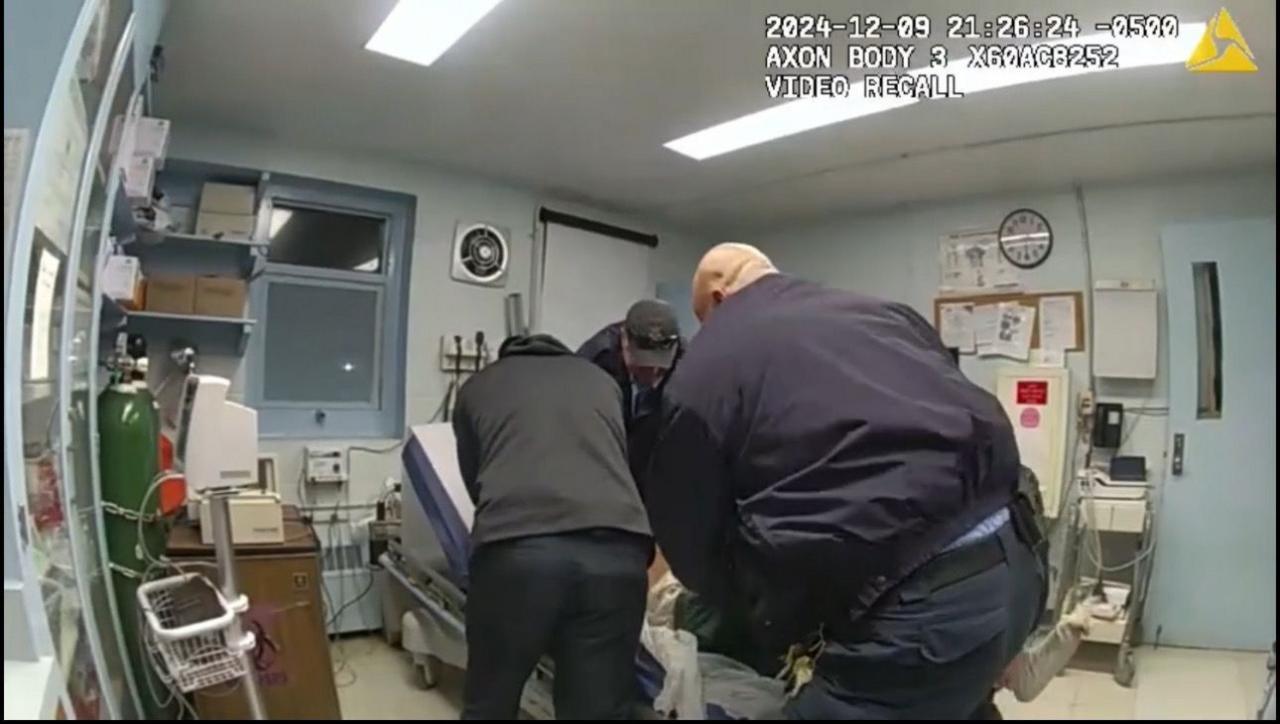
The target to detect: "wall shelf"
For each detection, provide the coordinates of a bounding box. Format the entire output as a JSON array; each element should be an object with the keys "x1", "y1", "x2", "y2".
[
  {"x1": 129, "y1": 229, "x2": 266, "y2": 278},
  {"x1": 138, "y1": 229, "x2": 265, "y2": 248},
  {"x1": 126, "y1": 311, "x2": 257, "y2": 354},
  {"x1": 128, "y1": 310, "x2": 256, "y2": 324}
]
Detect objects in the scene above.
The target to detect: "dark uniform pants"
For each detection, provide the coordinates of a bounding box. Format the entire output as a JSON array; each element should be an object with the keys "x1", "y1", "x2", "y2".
[
  {"x1": 787, "y1": 520, "x2": 1046, "y2": 720},
  {"x1": 462, "y1": 529, "x2": 649, "y2": 720}
]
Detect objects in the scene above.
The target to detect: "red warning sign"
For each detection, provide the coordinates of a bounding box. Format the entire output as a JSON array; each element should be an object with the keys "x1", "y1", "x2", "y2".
[{"x1": 1016, "y1": 380, "x2": 1049, "y2": 405}]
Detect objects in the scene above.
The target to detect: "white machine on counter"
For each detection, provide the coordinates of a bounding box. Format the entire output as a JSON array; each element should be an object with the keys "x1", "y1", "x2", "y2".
[
  {"x1": 176, "y1": 376, "x2": 284, "y2": 544},
  {"x1": 192, "y1": 487, "x2": 284, "y2": 545},
  {"x1": 1077, "y1": 468, "x2": 1149, "y2": 534},
  {"x1": 176, "y1": 374, "x2": 257, "y2": 491}
]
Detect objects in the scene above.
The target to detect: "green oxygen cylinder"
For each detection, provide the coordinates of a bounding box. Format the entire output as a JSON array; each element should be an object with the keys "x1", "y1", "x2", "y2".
[{"x1": 99, "y1": 358, "x2": 171, "y2": 719}]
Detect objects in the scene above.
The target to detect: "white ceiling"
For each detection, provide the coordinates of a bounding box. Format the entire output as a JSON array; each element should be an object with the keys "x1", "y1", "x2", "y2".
[{"x1": 155, "y1": 0, "x2": 1276, "y2": 233}]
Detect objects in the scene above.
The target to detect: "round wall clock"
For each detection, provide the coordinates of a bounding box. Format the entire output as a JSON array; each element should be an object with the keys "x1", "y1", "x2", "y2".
[{"x1": 998, "y1": 208, "x2": 1053, "y2": 269}]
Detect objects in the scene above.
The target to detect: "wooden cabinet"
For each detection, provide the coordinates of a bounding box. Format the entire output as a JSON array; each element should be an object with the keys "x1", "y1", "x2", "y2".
[{"x1": 166, "y1": 507, "x2": 341, "y2": 719}]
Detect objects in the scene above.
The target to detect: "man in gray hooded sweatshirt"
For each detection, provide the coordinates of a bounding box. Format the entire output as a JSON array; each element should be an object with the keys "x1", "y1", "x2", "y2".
[{"x1": 453, "y1": 333, "x2": 653, "y2": 720}]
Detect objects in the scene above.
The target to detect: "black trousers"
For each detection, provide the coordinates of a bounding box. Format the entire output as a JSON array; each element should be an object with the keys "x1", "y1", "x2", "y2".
[
  {"x1": 787, "y1": 520, "x2": 1046, "y2": 720},
  {"x1": 462, "y1": 529, "x2": 650, "y2": 720}
]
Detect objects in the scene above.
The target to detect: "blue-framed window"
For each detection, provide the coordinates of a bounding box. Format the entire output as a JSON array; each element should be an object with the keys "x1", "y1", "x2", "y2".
[{"x1": 247, "y1": 175, "x2": 414, "y2": 438}]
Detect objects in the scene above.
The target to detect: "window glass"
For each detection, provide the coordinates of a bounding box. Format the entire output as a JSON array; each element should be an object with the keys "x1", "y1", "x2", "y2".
[
  {"x1": 263, "y1": 280, "x2": 380, "y2": 403},
  {"x1": 1192, "y1": 262, "x2": 1223, "y2": 419},
  {"x1": 267, "y1": 205, "x2": 385, "y2": 274}
]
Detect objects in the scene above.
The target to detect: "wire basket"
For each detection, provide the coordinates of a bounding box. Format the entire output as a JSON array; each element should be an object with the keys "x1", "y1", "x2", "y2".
[{"x1": 137, "y1": 572, "x2": 256, "y2": 693}]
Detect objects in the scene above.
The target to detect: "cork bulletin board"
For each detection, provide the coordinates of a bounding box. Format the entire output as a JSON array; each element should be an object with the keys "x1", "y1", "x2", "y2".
[{"x1": 932, "y1": 290, "x2": 1086, "y2": 352}]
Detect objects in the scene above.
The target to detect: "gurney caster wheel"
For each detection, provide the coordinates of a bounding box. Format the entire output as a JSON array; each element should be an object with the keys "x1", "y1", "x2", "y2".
[{"x1": 417, "y1": 656, "x2": 441, "y2": 690}]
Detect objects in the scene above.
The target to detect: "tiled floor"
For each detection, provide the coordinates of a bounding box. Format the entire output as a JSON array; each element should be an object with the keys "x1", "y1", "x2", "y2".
[
  {"x1": 1131, "y1": 647, "x2": 1267, "y2": 720},
  {"x1": 332, "y1": 636, "x2": 464, "y2": 719},
  {"x1": 995, "y1": 646, "x2": 1266, "y2": 720},
  {"x1": 335, "y1": 636, "x2": 1268, "y2": 720}
]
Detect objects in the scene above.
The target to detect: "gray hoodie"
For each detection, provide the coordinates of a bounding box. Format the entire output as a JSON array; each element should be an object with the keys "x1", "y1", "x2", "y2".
[{"x1": 452, "y1": 334, "x2": 652, "y2": 547}]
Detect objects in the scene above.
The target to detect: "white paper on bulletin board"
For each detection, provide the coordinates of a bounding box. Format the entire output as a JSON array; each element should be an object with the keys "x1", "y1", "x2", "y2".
[
  {"x1": 973, "y1": 303, "x2": 999, "y2": 354},
  {"x1": 990, "y1": 302, "x2": 1035, "y2": 361},
  {"x1": 1038, "y1": 295, "x2": 1077, "y2": 352},
  {"x1": 938, "y1": 302, "x2": 975, "y2": 353}
]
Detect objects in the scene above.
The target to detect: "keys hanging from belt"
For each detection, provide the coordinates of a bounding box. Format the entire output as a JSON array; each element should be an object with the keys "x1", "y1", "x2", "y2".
[{"x1": 777, "y1": 625, "x2": 827, "y2": 699}]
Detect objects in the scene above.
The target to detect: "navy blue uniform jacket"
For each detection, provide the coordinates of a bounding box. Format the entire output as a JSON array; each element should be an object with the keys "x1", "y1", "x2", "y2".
[{"x1": 646, "y1": 274, "x2": 1020, "y2": 646}]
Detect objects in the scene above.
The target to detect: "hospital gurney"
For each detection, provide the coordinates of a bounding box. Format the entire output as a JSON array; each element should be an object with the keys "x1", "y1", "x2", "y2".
[{"x1": 380, "y1": 423, "x2": 784, "y2": 719}]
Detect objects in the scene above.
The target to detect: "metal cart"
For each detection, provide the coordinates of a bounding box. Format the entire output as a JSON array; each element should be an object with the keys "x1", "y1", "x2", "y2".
[{"x1": 1057, "y1": 474, "x2": 1157, "y2": 687}]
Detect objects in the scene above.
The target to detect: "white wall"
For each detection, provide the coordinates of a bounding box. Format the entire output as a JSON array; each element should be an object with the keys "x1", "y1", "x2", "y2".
[
  {"x1": 755, "y1": 169, "x2": 1277, "y2": 496},
  {"x1": 167, "y1": 125, "x2": 705, "y2": 508}
]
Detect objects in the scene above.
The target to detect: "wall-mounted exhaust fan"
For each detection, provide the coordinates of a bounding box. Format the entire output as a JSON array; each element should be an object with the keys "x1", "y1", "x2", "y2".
[{"x1": 450, "y1": 221, "x2": 509, "y2": 288}]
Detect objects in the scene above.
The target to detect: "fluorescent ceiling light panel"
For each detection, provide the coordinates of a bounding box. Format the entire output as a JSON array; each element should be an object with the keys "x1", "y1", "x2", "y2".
[
  {"x1": 366, "y1": 0, "x2": 505, "y2": 67},
  {"x1": 666, "y1": 25, "x2": 1205, "y2": 160},
  {"x1": 665, "y1": 95, "x2": 916, "y2": 161}
]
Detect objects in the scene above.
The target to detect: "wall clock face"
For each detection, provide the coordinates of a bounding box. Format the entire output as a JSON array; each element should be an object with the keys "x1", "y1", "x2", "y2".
[{"x1": 998, "y1": 208, "x2": 1053, "y2": 269}]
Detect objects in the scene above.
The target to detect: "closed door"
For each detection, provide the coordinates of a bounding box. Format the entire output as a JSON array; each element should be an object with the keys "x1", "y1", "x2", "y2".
[{"x1": 1146, "y1": 218, "x2": 1276, "y2": 651}]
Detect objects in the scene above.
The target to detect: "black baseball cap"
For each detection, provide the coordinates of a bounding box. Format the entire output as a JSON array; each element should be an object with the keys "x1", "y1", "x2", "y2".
[{"x1": 623, "y1": 299, "x2": 680, "y2": 368}]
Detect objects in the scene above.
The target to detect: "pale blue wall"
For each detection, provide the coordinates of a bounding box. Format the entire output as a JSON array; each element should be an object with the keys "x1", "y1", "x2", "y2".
[
  {"x1": 3, "y1": 0, "x2": 88, "y2": 287},
  {"x1": 2, "y1": 0, "x2": 86, "y2": 130},
  {"x1": 657, "y1": 280, "x2": 698, "y2": 339}
]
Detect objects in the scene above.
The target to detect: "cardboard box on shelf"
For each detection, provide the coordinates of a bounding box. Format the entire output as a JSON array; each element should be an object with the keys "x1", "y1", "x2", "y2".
[
  {"x1": 144, "y1": 275, "x2": 197, "y2": 314},
  {"x1": 194, "y1": 211, "x2": 255, "y2": 241},
  {"x1": 101, "y1": 255, "x2": 144, "y2": 309},
  {"x1": 198, "y1": 182, "x2": 256, "y2": 216},
  {"x1": 194, "y1": 276, "x2": 247, "y2": 318}
]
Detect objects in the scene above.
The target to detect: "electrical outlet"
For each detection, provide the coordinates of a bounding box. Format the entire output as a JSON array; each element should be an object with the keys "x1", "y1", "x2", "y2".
[
  {"x1": 1079, "y1": 390, "x2": 1095, "y2": 416},
  {"x1": 305, "y1": 445, "x2": 347, "y2": 484}
]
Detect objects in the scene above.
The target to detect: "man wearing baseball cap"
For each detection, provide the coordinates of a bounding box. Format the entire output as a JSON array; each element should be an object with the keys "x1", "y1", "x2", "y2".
[{"x1": 578, "y1": 299, "x2": 684, "y2": 484}]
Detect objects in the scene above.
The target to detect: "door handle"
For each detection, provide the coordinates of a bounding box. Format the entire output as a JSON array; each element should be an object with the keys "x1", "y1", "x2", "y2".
[{"x1": 1172, "y1": 433, "x2": 1185, "y2": 476}]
